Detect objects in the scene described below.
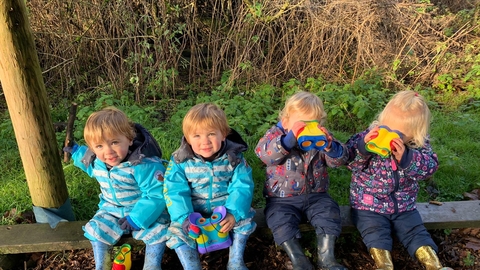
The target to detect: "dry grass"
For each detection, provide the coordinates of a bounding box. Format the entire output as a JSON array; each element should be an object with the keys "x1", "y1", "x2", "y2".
[{"x1": 27, "y1": 0, "x2": 480, "y2": 102}]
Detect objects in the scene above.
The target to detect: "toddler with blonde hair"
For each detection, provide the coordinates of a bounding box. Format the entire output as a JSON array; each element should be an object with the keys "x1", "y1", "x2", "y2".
[
  {"x1": 65, "y1": 107, "x2": 169, "y2": 270},
  {"x1": 346, "y1": 91, "x2": 452, "y2": 270},
  {"x1": 255, "y1": 91, "x2": 348, "y2": 270}
]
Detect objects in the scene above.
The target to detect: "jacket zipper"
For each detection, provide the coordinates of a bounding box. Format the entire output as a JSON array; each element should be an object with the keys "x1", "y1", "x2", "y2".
[{"x1": 390, "y1": 156, "x2": 399, "y2": 214}]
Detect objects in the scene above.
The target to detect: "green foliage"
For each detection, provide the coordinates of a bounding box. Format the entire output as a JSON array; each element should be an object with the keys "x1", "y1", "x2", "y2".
[
  {"x1": 170, "y1": 84, "x2": 285, "y2": 137},
  {"x1": 417, "y1": 111, "x2": 480, "y2": 202},
  {"x1": 305, "y1": 71, "x2": 392, "y2": 133},
  {"x1": 463, "y1": 251, "x2": 475, "y2": 267},
  {"x1": 2, "y1": 67, "x2": 480, "y2": 224},
  {"x1": 432, "y1": 42, "x2": 480, "y2": 109}
]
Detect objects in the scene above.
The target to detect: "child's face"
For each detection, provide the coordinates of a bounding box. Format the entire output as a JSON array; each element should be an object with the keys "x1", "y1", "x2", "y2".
[
  {"x1": 187, "y1": 127, "x2": 226, "y2": 159},
  {"x1": 380, "y1": 106, "x2": 413, "y2": 143},
  {"x1": 90, "y1": 134, "x2": 133, "y2": 167},
  {"x1": 282, "y1": 110, "x2": 316, "y2": 132}
]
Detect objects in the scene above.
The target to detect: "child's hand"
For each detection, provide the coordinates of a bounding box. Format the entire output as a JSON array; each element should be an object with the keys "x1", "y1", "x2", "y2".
[
  {"x1": 118, "y1": 216, "x2": 140, "y2": 231},
  {"x1": 364, "y1": 126, "x2": 380, "y2": 143},
  {"x1": 319, "y1": 126, "x2": 333, "y2": 151},
  {"x1": 219, "y1": 213, "x2": 236, "y2": 233},
  {"x1": 390, "y1": 138, "x2": 405, "y2": 162},
  {"x1": 291, "y1": 121, "x2": 307, "y2": 137},
  {"x1": 63, "y1": 143, "x2": 79, "y2": 154}
]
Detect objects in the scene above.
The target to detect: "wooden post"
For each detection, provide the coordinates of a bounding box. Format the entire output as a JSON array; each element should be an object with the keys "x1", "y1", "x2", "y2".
[{"x1": 0, "y1": 0, "x2": 70, "y2": 208}]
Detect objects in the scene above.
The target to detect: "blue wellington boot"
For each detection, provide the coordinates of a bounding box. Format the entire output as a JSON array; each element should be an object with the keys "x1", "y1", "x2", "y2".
[
  {"x1": 175, "y1": 244, "x2": 202, "y2": 270},
  {"x1": 143, "y1": 242, "x2": 166, "y2": 270},
  {"x1": 227, "y1": 233, "x2": 249, "y2": 270},
  {"x1": 91, "y1": 240, "x2": 113, "y2": 270}
]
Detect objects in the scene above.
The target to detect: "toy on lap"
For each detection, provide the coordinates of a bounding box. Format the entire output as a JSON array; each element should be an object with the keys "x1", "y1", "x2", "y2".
[{"x1": 188, "y1": 206, "x2": 232, "y2": 254}]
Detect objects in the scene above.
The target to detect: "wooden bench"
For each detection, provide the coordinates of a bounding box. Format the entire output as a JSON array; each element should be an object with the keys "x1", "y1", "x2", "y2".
[{"x1": 1, "y1": 201, "x2": 479, "y2": 254}]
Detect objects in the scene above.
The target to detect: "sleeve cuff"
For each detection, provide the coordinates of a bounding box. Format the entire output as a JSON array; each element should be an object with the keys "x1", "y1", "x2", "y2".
[
  {"x1": 281, "y1": 131, "x2": 297, "y2": 150},
  {"x1": 126, "y1": 215, "x2": 141, "y2": 230},
  {"x1": 399, "y1": 148, "x2": 413, "y2": 168},
  {"x1": 325, "y1": 141, "x2": 343, "y2": 158},
  {"x1": 357, "y1": 138, "x2": 370, "y2": 156}
]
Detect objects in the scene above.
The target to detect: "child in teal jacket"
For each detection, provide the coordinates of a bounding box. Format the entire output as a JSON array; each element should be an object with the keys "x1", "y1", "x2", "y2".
[
  {"x1": 66, "y1": 107, "x2": 169, "y2": 270},
  {"x1": 164, "y1": 103, "x2": 256, "y2": 270}
]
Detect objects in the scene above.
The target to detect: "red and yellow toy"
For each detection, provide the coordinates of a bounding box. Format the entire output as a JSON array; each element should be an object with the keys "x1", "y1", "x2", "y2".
[
  {"x1": 112, "y1": 243, "x2": 132, "y2": 270},
  {"x1": 366, "y1": 125, "x2": 402, "y2": 158},
  {"x1": 296, "y1": 121, "x2": 328, "y2": 151}
]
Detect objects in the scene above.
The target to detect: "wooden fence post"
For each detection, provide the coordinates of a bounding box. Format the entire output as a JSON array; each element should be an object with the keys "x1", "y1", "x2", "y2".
[{"x1": 0, "y1": 0, "x2": 71, "y2": 210}]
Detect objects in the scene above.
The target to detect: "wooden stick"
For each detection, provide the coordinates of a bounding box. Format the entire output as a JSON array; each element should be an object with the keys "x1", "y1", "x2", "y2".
[{"x1": 63, "y1": 103, "x2": 78, "y2": 163}]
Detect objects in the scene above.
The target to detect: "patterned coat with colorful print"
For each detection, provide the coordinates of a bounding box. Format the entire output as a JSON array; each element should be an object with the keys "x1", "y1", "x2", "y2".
[
  {"x1": 346, "y1": 128, "x2": 439, "y2": 214},
  {"x1": 255, "y1": 122, "x2": 349, "y2": 198}
]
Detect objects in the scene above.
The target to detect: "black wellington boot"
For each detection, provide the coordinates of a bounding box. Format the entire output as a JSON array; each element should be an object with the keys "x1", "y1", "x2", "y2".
[
  {"x1": 280, "y1": 238, "x2": 314, "y2": 270},
  {"x1": 316, "y1": 234, "x2": 348, "y2": 270}
]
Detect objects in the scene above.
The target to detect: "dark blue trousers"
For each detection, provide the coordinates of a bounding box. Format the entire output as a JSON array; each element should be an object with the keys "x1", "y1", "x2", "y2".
[
  {"x1": 264, "y1": 193, "x2": 342, "y2": 245},
  {"x1": 351, "y1": 208, "x2": 437, "y2": 258}
]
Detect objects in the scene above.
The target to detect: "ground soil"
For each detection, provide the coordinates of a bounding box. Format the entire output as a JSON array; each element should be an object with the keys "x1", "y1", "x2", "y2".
[{"x1": 11, "y1": 226, "x2": 480, "y2": 270}]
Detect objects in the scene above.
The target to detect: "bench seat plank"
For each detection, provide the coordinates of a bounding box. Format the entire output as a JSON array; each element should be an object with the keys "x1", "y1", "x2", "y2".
[{"x1": 1, "y1": 201, "x2": 479, "y2": 254}]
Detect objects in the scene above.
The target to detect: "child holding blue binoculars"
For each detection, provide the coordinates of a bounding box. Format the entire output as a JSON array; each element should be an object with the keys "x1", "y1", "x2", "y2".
[{"x1": 255, "y1": 91, "x2": 348, "y2": 270}]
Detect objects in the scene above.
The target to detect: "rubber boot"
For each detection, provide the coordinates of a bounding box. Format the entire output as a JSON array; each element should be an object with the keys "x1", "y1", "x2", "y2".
[
  {"x1": 227, "y1": 233, "x2": 248, "y2": 270},
  {"x1": 174, "y1": 244, "x2": 202, "y2": 270},
  {"x1": 143, "y1": 242, "x2": 166, "y2": 270},
  {"x1": 316, "y1": 234, "x2": 348, "y2": 270},
  {"x1": 369, "y1": 248, "x2": 394, "y2": 270},
  {"x1": 415, "y1": 246, "x2": 453, "y2": 270},
  {"x1": 91, "y1": 240, "x2": 112, "y2": 270},
  {"x1": 280, "y1": 238, "x2": 314, "y2": 270}
]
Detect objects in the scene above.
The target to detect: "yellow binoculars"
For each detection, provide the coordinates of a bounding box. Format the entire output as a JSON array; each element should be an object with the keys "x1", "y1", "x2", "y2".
[
  {"x1": 366, "y1": 126, "x2": 402, "y2": 158},
  {"x1": 112, "y1": 243, "x2": 132, "y2": 270},
  {"x1": 296, "y1": 121, "x2": 328, "y2": 151}
]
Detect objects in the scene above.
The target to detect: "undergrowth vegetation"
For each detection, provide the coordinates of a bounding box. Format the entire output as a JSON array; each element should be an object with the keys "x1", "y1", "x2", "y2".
[{"x1": 0, "y1": 0, "x2": 480, "y2": 224}]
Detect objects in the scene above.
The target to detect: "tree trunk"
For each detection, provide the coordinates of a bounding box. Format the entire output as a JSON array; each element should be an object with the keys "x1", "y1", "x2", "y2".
[{"x1": 0, "y1": 0, "x2": 69, "y2": 208}]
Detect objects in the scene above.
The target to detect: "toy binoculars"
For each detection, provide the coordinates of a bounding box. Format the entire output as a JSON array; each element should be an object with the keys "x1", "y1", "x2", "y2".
[
  {"x1": 296, "y1": 121, "x2": 328, "y2": 151},
  {"x1": 188, "y1": 206, "x2": 232, "y2": 254},
  {"x1": 112, "y1": 243, "x2": 132, "y2": 270},
  {"x1": 366, "y1": 125, "x2": 403, "y2": 158}
]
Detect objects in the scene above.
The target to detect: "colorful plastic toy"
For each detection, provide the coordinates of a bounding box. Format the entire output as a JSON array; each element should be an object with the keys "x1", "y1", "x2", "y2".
[
  {"x1": 112, "y1": 243, "x2": 132, "y2": 270},
  {"x1": 188, "y1": 206, "x2": 232, "y2": 254},
  {"x1": 296, "y1": 121, "x2": 328, "y2": 151},
  {"x1": 366, "y1": 125, "x2": 403, "y2": 158}
]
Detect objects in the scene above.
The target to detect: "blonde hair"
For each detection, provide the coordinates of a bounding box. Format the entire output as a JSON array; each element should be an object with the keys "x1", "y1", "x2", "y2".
[
  {"x1": 279, "y1": 91, "x2": 327, "y2": 125},
  {"x1": 375, "y1": 90, "x2": 431, "y2": 148},
  {"x1": 182, "y1": 103, "x2": 230, "y2": 138},
  {"x1": 83, "y1": 107, "x2": 135, "y2": 148}
]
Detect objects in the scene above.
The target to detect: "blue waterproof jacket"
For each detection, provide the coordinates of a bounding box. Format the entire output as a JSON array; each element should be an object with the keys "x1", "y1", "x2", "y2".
[
  {"x1": 164, "y1": 129, "x2": 254, "y2": 226},
  {"x1": 72, "y1": 124, "x2": 167, "y2": 233}
]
